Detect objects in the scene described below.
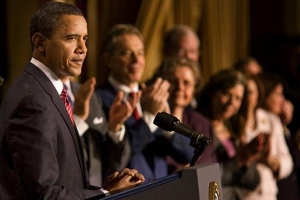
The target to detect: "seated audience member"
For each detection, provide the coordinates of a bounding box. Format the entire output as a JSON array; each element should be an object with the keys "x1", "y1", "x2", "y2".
[
  {"x1": 62, "y1": 76, "x2": 135, "y2": 186},
  {"x1": 258, "y1": 72, "x2": 299, "y2": 200},
  {"x1": 0, "y1": 2, "x2": 144, "y2": 199},
  {"x1": 160, "y1": 57, "x2": 216, "y2": 172},
  {"x1": 96, "y1": 24, "x2": 185, "y2": 183},
  {"x1": 196, "y1": 69, "x2": 263, "y2": 200}
]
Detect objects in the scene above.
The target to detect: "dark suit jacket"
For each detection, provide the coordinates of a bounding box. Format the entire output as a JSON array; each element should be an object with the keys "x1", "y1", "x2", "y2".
[
  {"x1": 0, "y1": 63, "x2": 104, "y2": 200},
  {"x1": 70, "y1": 82, "x2": 131, "y2": 187},
  {"x1": 96, "y1": 82, "x2": 180, "y2": 183}
]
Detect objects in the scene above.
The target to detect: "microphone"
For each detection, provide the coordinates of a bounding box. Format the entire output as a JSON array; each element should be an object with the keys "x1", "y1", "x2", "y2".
[{"x1": 153, "y1": 112, "x2": 212, "y2": 166}]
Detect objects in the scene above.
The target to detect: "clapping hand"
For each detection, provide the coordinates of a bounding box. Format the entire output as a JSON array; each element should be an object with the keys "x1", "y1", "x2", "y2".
[
  {"x1": 140, "y1": 77, "x2": 170, "y2": 115},
  {"x1": 108, "y1": 90, "x2": 141, "y2": 132},
  {"x1": 73, "y1": 77, "x2": 96, "y2": 120},
  {"x1": 280, "y1": 99, "x2": 294, "y2": 126},
  {"x1": 236, "y1": 133, "x2": 267, "y2": 166}
]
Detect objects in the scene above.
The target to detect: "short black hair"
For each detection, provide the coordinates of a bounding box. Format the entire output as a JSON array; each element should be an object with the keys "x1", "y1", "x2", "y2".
[{"x1": 29, "y1": 1, "x2": 83, "y2": 39}]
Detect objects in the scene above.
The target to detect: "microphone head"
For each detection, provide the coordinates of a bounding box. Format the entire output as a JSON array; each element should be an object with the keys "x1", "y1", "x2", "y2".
[{"x1": 153, "y1": 112, "x2": 179, "y2": 131}]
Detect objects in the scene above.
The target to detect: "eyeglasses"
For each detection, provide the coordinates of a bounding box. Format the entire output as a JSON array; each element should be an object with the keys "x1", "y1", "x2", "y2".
[
  {"x1": 177, "y1": 48, "x2": 200, "y2": 56},
  {"x1": 168, "y1": 78, "x2": 195, "y2": 89}
]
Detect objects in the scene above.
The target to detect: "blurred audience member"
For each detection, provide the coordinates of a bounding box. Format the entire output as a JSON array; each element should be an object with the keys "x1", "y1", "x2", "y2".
[
  {"x1": 163, "y1": 24, "x2": 200, "y2": 62},
  {"x1": 160, "y1": 57, "x2": 216, "y2": 172},
  {"x1": 259, "y1": 72, "x2": 299, "y2": 200},
  {"x1": 235, "y1": 73, "x2": 293, "y2": 199},
  {"x1": 234, "y1": 57, "x2": 294, "y2": 129},
  {"x1": 234, "y1": 57, "x2": 263, "y2": 75},
  {"x1": 147, "y1": 24, "x2": 200, "y2": 92},
  {"x1": 196, "y1": 69, "x2": 262, "y2": 200},
  {"x1": 96, "y1": 24, "x2": 185, "y2": 183}
]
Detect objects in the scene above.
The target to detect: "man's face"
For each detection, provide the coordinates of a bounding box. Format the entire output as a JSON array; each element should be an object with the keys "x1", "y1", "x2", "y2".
[
  {"x1": 174, "y1": 35, "x2": 200, "y2": 62},
  {"x1": 107, "y1": 34, "x2": 145, "y2": 87},
  {"x1": 44, "y1": 15, "x2": 88, "y2": 78}
]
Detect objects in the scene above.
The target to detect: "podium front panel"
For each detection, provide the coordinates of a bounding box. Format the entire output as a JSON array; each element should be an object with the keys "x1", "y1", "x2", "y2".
[{"x1": 101, "y1": 163, "x2": 223, "y2": 200}]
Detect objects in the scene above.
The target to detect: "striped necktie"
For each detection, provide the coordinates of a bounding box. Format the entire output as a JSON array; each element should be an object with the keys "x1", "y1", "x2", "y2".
[
  {"x1": 63, "y1": 84, "x2": 74, "y2": 109},
  {"x1": 60, "y1": 88, "x2": 75, "y2": 125}
]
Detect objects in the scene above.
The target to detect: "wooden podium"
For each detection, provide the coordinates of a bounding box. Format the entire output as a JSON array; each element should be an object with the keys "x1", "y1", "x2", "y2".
[{"x1": 101, "y1": 163, "x2": 223, "y2": 200}]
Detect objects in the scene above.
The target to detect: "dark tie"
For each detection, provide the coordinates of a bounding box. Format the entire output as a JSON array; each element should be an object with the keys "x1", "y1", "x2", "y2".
[
  {"x1": 60, "y1": 88, "x2": 75, "y2": 125},
  {"x1": 130, "y1": 92, "x2": 140, "y2": 120}
]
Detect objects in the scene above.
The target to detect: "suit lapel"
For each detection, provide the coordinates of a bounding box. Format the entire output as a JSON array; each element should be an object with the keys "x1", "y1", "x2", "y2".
[{"x1": 25, "y1": 63, "x2": 89, "y2": 187}]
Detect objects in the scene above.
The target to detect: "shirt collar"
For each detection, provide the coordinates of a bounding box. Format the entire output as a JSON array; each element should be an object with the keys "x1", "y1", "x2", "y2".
[
  {"x1": 108, "y1": 75, "x2": 139, "y2": 93},
  {"x1": 30, "y1": 57, "x2": 63, "y2": 95}
]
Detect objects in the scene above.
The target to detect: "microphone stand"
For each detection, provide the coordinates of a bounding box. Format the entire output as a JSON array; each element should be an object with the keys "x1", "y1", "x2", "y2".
[
  {"x1": 189, "y1": 132, "x2": 211, "y2": 166},
  {"x1": 153, "y1": 112, "x2": 212, "y2": 166}
]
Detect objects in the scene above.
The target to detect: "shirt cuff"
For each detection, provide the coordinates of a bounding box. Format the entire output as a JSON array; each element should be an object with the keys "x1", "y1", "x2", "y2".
[
  {"x1": 108, "y1": 124, "x2": 126, "y2": 143},
  {"x1": 74, "y1": 115, "x2": 89, "y2": 136},
  {"x1": 143, "y1": 111, "x2": 158, "y2": 133},
  {"x1": 162, "y1": 130, "x2": 175, "y2": 140},
  {"x1": 100, "y1": 188, "x2": 110, "y2": 196}
]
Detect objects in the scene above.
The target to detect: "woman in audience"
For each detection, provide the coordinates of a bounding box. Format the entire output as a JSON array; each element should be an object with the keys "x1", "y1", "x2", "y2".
[
  {"x1": 160, "y1": 57, "x2": 216, "y2": 173},
  {"x1": 258, "y1": 72, "x2": 299, "y2": 200},
  {"x1": 196, "y1": 69, "x2": 263, "y2": 200},
  {"x1": 235, "y1": 73, "x2": 293, "y2": 200},
  {"x1": 234, "y1": 57, "x2": 294, "y2": 128}
]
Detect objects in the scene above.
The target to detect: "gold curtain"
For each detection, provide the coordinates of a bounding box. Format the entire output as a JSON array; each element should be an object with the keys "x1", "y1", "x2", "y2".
[
  {"x1": 6, "y1": 1, "x2": 39, "y2": 91},
  {"x1": 86, "y1": 0, "x2": 99, "y2": 81},
  {"x1": 133, "y1": 0, "x2": 249, "y2": 83},
  {"x1": 200, "y1": 0, "x2": 249, "y2": 82},
  {"x1": 136, "y1": 0, "x2": 203, "y2": 82},
  {"x1": 4, "y1": 0, "x2": 249, "y2": 91},
  {"x1": 135, "y1": 0, "x2": 172, "y2": 81},
  {"x1": 88, "y1": 0, "x2": 144, "y2": 85}
]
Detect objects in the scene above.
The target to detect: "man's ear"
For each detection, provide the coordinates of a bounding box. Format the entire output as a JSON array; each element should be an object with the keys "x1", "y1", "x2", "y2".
[{"x1": 31, "y1": 32, "x2": 46, "y2": 51}]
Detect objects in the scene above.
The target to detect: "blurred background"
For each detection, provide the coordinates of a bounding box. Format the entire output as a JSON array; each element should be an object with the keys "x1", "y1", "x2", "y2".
[{"x1": 1, "y1": 0, "x2": 300, "y2": 101}]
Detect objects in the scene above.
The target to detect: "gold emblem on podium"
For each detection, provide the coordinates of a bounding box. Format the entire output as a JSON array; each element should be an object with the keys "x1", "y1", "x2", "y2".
[{"x1": 209, "y1": 181, "x2": 221, "y2": 200}]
